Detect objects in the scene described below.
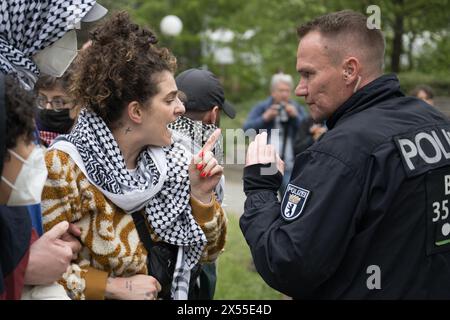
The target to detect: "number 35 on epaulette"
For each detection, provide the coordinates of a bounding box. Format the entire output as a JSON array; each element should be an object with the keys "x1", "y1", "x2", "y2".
[{"x1": 426, "y1": 167, "x2": 450, "y2": 255}]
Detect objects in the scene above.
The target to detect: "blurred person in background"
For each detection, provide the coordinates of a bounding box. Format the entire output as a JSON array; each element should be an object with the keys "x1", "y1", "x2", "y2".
[
  {"x1": 243, "y1": 72, "x2": 307, "y2": 195},
  {"x1": 411, "y1": 84, "x2": 435, "y2": 106}
]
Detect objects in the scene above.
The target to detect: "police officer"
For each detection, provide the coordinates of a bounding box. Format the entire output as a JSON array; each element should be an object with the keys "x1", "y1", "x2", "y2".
[{"x1": 240, "y1": 10, "x2": 450, "y2": 299}]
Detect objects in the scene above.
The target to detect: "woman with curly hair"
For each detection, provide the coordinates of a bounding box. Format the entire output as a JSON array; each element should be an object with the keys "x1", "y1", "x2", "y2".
[{"x1": 41, "y1": 12, "x2": 227, "y2": 300}]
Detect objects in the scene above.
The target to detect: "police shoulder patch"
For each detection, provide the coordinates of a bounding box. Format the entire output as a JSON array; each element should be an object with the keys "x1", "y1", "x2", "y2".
[{"x1": 281, "y1": 184, "x2": 310, "y2": 221}]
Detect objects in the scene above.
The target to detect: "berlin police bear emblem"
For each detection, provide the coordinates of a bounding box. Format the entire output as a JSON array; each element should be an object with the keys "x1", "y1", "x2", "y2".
[{"x1": 281, "y1": 184, "x2": 310, "y2": 221}]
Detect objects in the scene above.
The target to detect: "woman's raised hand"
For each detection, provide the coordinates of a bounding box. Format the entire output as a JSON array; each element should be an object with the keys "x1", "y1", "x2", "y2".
[{"x1": 189, "y1": 128, "x2": 224, "y2": 203}]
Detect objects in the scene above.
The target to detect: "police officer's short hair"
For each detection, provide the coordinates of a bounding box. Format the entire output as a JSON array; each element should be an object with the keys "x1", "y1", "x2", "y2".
[
  {"x1": 271, "y1": 73, "x2": 294, "y2": 91},
  {"x1": 297, "y1": 10, "x2": 385, "y2": 73}
]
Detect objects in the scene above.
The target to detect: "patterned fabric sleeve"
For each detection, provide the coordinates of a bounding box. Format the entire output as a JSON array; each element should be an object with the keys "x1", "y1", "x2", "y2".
[
  {"x1": 190, "y1": 195, "x2": 227, "y2": 263},
  {"x1": 41, "y1": 149, "x2": 108, "y2": 300},
  {"x1": 42, "y1": 150, "x2": 85, "y2": 228}
]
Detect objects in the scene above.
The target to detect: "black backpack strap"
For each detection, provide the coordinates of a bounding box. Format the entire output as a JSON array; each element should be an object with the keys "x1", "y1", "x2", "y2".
[
  {"x1": 0, "y1": 72, "x2": 6, "y2": 175},
  {"x1": 131, "y1": 211, "x2": 177, "y2": 300},
  {"x1": 131, "y1": 210, "x2": 203, "y2": 300},
  {"x1": 131, "y1": 211, "x2": 154, "y2": 253}
]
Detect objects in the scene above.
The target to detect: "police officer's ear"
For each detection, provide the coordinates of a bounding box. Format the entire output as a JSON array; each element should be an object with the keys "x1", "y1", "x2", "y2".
[{"x1": 342, "y1": 57, "x2": 360, "y2": 85}]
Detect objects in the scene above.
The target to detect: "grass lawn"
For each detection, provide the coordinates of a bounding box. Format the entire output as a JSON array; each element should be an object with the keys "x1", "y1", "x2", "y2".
[{"x1": 214, "y1": 213, "x2": 283, "y2": 300}]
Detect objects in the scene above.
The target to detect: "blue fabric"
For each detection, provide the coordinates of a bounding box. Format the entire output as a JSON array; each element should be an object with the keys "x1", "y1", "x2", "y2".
[
  {"x1": 26, "y1": 204, "x2": 43, "y2": 236},
  {"x1": 0, "y1": 205, "x2": 32, "y2": 296}
]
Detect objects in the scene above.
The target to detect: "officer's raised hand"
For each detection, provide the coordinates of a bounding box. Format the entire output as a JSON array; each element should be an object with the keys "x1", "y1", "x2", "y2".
[{"x1": 246, "y1": 132, "x2": 284, "y2": 175}]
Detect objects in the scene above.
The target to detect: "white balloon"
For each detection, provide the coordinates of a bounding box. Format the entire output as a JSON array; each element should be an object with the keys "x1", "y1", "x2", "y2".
[{"x1": 160, "y1": 15, "x2": 183, "y2": 36}]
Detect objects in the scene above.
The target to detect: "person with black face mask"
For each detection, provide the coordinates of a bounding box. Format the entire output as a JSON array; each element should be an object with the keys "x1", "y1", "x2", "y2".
[
  {"x1": 0, "y1": 74, "x2": 81, "y2": 300},
  {"x1": 0, "y1": 0, "x2": 107, "y2": 300},
  {"x1": 35, "y1": 71, "x2": 79, "y2": 147}
]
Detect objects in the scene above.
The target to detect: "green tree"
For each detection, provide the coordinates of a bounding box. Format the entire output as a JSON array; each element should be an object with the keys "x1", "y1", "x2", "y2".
[
  {"x1": 316, "y1": 0, "x2": 449, "y2": 73},
  {"x1": 95, "y1": 0, "x2": 449, "y2": 101}
]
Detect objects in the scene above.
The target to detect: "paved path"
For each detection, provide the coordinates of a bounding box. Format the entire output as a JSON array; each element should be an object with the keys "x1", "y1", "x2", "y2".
[{"x1": 222, "y1": 165, "x2": 245, "y2": 216}]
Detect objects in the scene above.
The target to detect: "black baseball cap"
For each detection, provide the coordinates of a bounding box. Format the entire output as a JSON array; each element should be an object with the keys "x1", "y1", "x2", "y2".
[{"x1": 175, "y1": 68, "x2": 236, "y2": 119}]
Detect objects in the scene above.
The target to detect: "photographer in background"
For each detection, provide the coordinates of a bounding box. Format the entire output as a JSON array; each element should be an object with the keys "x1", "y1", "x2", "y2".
[{"x1": 243, "y1": 72, "x2": 307, "y2": 194}]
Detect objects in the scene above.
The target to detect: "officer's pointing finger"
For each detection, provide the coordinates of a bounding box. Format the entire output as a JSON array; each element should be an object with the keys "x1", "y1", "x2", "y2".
[{"x1": 255, "y1": 132, "x2": 268, "y2": 149}]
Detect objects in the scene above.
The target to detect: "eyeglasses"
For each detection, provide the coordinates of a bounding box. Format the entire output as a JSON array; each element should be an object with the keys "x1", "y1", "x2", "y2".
[{"x1": 36, "y1": 95, "x2": 75, "y2": 112}]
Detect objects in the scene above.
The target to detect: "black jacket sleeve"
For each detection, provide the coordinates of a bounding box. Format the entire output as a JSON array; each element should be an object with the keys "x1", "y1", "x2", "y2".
[{"x1": 240, "y1": 151, "x2": 362, "y2": 298}]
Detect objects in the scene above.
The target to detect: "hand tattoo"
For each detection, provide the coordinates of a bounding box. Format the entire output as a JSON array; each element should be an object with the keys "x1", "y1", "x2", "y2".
[{"x1": 125, "y1": 280, "x2": 133, "y2": 292}]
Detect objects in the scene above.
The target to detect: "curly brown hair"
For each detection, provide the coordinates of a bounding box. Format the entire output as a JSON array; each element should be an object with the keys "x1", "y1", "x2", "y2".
[
  {"x1": 70, "y1": 11, "x2": 177, "y2": 128},
  {"x1": 35, "y1": 66, "x2": 74, "y2": 92},
  {"x1": 5, "y1": 74, "x2": 37, "y2": 149}
]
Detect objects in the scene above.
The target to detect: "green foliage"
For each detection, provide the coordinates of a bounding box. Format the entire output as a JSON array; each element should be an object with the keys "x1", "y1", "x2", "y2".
[
  {"x1": 215, "y1": 213, "x2": 283, "y2": 299},
  {"x1": 96, "y1": 0, "x2": 450, "y2": 104},
  {"x1": 415, "y1": 34, "x2": 450, "y2": 76},
  {"x1": 398, "y1": 72, "x2": 450, "y2": 96}
]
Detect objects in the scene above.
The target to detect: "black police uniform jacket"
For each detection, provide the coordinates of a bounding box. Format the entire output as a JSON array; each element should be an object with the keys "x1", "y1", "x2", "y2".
[{"x1": 241, "y1": 74, "x2": 450, "y2": 299}]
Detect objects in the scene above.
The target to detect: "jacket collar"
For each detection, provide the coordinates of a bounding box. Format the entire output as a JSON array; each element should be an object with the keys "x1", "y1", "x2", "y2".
[{"x1": 326, "y1": 74, "x2": 404, "y2": 130}]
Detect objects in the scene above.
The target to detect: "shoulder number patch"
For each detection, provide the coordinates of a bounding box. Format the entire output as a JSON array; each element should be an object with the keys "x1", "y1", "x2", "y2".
[{"x1": 281, "y1": 184, "x2": 310, "y2": 221}]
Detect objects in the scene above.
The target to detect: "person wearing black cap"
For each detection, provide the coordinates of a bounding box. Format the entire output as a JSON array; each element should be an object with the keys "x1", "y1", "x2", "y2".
[
  {"x1": 174, "y1": 68, "x2": 235, "y2": 124},
  {"x1": 171, "y1": 68, "x2": 236, "y2": 174},
  {"x1": 170, "y1": 68, "x2": 235, "y2": 299}
]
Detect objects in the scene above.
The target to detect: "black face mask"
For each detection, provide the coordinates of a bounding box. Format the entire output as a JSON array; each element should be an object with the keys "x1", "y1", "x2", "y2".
[{"x1": 36, "y1": 108, "x2": 75, "y2": 134}]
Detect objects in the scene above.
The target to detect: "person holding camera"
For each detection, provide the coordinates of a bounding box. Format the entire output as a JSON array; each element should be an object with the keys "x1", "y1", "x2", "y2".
[{"x1": 243, "y1": 72, "x2": 307, "y2": 194}]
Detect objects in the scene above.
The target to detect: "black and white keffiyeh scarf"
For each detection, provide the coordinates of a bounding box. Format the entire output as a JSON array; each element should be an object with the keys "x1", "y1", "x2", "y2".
[
  {"x1": 169, "y1": 115, "x2": 223, "y2": 165},
  {"x1": 50, "y1": 110, "x2": 207, "y2": 300},
  {"x1": 0, "y1": 0, "x2": 96, "y2": 90}
]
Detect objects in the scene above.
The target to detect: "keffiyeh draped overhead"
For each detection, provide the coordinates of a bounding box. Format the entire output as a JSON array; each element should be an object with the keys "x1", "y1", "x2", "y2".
[
  {"x1": 0, "y1": 0, "x2": 97, "y2": 89},
  {"x1": 50, "y1": 110, "x2": 207, "y2": 300}
]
